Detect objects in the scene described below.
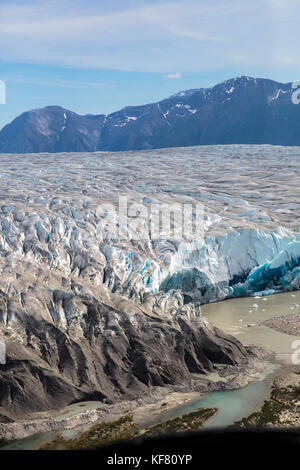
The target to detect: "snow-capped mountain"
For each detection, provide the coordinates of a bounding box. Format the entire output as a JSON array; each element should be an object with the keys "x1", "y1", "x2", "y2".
[{"x1": 1, "y1": 76, "x2": 300, "y2": 153}]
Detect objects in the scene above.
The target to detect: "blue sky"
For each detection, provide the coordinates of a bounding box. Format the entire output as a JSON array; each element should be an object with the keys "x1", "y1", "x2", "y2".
[{"x1": 0, "y1": 0, "x2": 300, "y2": 130}]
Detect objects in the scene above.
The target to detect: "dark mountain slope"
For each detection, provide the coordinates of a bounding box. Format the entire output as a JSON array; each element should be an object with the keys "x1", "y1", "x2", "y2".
[{"x1": 1, "y1": 76, "x2": 299, "y2": 153}]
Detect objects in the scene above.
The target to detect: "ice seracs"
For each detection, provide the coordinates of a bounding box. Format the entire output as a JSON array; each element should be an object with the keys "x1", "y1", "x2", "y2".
[{"x1": 0, "y1": 144, "x2": 298, "y2": 310}]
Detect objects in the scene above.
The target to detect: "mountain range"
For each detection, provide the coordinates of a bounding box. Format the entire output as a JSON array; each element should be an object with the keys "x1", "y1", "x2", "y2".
[{"x1": 1, "y1": 76, "x2": 300, "y2": 153}]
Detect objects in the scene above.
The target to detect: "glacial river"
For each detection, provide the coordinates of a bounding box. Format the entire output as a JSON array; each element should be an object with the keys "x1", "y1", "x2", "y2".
[
  {"x1": 144, "y1": 291, "x2": 300, "y2": 430},
  {"x1": 2, "y1": 291, "x2": 300, "y2": 449}
]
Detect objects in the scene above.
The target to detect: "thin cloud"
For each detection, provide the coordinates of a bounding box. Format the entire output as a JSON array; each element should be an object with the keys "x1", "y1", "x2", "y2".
[
  {"x1": 163, "y1": 72, "x2": 182, "y2": 79},
  {"x1": 0, "y1": 0, "x2": 299, "y2": 73},
  {"x1": 5, "y1": 77, "x2": 108, "y2": 88}
]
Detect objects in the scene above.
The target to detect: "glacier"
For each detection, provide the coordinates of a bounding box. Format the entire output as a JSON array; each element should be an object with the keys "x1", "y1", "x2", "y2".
[
  {"x1": 0, "y1": 145, "x2": 299, "y2": 421},
  {"x1": 126, "y1": 228, "x2": 300, "y2": 304},
  {"x1": 0, "y1": 145, "x2": 299, "y2": 312}
]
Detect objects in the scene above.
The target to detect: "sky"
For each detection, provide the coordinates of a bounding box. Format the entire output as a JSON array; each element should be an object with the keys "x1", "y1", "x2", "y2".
[{"x1": 0, "y1": 0, "x2": 300, "y2": 129}]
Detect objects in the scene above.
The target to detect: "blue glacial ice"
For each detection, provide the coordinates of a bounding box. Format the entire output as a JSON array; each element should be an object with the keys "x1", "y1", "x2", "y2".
[
  {"x1": 154, "y1": 229, "x2": 300, "y2": 303},
  {"x1": 229, "y1": 241, "x2": 300, "y2": 297}
]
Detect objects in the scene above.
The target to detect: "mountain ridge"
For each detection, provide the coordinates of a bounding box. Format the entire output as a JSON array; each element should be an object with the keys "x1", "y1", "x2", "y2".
[{"x1": 1, "y1": 76, "x2": 299, "y2": 153}]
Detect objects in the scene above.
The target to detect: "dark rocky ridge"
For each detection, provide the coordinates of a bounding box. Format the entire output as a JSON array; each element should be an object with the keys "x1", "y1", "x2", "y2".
[
  {"x1": 1, "y1": 76, "x2": 300, "y2": 153},
  {"x1": 0, "y1": 286, "x2": 249, "y2": 420}
]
